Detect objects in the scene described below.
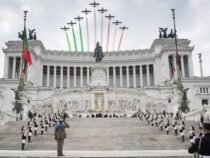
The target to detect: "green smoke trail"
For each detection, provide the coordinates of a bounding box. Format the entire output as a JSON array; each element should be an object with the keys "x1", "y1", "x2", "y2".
[
  {"x1": 65, "y1": 32, "x2": 71, "y2": 51},
  {"x1": 79, "y1": 23, "x2": 84, "y2": 52},
  {"x1": 72, "y1": 27, "x2": 78, "y2": 52}
]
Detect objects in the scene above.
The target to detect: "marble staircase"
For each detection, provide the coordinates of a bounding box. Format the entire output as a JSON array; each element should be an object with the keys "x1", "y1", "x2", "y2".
[{"x1": 0, "y1": 118, "x2": 196, "y2": 157}]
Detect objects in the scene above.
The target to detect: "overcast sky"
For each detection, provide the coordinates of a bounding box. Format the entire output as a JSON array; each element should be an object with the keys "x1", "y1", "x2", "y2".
[{"x1": 0, "y1": 0, "x2": 210, "y2": 78}]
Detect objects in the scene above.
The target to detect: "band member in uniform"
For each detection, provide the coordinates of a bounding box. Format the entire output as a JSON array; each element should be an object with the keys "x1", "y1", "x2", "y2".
[
  {"x1": 165, "y1": 118, "x2": 170, "y2": 135},
  {"x1": 45, "y1": 117, "x2": 48, "y2": 131},
  {"x1": 21, "y1": 126, "x2": 27, "y2": 150},
  {"x1": 189, "y1": 125, "x2": 196, "y2": 145},
  {"x1": 159, "y1": 117, "x2": 163, "y2": 131},
  {"x1": 28, "y1": 125, "x2": 32, "y2": 143},
  {"x1": 34, "y1": 121, "x2": 38, "y2": 136},
  {"x1": 54, "y1": 117, "x2": 70, "y2": 156},
  {"x1": 180, "y1": 120, "x2": 185, "y2": 142},
  {"x1": 188, "y1": 112, "x2": 210, "y2": 157},
  {"x1": 40, "y1": 120, "x2": 44, "y2": 135},
  {"x1": 173, "y1": 120, "x2": 178, "y2": 136}
]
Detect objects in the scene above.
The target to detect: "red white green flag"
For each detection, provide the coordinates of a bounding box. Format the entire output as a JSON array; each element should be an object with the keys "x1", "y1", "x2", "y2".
[{"x1": 23, "y1": 26, "x2": 32, "y2": 65}]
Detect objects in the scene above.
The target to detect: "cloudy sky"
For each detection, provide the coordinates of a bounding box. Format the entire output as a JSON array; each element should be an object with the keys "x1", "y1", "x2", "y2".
[{"x1": 0, "y1": 0, "x2": 210, "y2": 77}]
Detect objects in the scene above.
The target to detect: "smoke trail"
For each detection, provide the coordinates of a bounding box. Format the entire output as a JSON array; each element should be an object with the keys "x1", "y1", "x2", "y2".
[
  {"x1": 100, "y1": 14, "x2": 103, "y2": 47},
  {"x1": 72, "y1": 27, "x2": 78, "y2": 52},
  {"x1": 94, "y1": 9, "x2": 97, "y2": 45},
  {"x1": 86, "y1": 16, "x2": 90, "y2": 52},
  {"x1": 65, "y1": 32, "x2": 71, "y2": 51},
  {"x1": 106, "y1": 20, "x2": 111, "y2": 52},
  {"x1": 112, "y1": 25, "x2": 117, "y2": 51},
  {"x1": 79, "y1": 22, "x2": 84, "y2": 52},
  {"x1": 117, "y1": 31, "x2": 124, "y2": 51}
]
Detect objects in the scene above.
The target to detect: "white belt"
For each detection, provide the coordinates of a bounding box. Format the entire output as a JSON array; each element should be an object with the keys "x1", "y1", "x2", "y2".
[{"x1": 203, "y1": 156, "x2": 210, "y2": 158}]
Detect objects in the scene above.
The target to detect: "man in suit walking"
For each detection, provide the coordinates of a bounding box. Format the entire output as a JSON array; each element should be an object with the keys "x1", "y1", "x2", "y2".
[{"x1": 54, "y1": 117, "x2": 70, "y2": 156}]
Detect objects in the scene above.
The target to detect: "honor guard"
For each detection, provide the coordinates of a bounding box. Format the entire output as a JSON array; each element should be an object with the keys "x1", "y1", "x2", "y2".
[
  {"x1": 21, "y1": 126, "x2": 27, "y2": 150},
  {"x1": 45, "y1": 117, "x2": 48, "y2": 131},
  {"x1": 151, "y1": 115, "x2": 154, "y2": 126},
  {"x1": 155, "y1": 114, "x2": 159, "y2": 127},
  {"x1": 34, "y1": 121, "x2": 38, "y2": 136},
  {"x1": 159, "y1": 117, "x2": 163, "y2": 131},
  {"x1": 49, "y1": 114, "x2": 52, "y2": 127},
  {"x1": 180, "y1": 120, "x2": 185, "y2": 142},
  {"x1": 173, "y1": 120, "x2": 178, "y2": 136},
  {"x1": 189, "y1": 126, "x2": 196, "y2": 145},
  {"x1": 28, "y1": 126, "x2": 32, "y2": 143},
  {"x1": 165, "y1": 119, "x2": 170, "y2": 135},
  {"x1": 40, "y1": 120, "x2": 44, "y2": 135}
]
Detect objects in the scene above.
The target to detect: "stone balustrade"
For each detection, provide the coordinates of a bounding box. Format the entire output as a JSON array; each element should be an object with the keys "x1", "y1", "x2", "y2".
[
  {"x1": 183, "y1": 105, "x2": 210, "y2": 121},
  {"x1": 0, "y1": 110, "x2": 16, "y2": 127}
]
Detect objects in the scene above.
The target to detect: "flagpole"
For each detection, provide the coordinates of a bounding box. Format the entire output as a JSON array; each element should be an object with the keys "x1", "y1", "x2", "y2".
[
  {"x1": 18, "y1": 10, "x2": 28, "y2": 93},
  {"x1": 171, "y1": 9, "x2": 181, "y2": 81},
  {"x1": 20, "y1": 11, "x2": 28, "y2": 80}
]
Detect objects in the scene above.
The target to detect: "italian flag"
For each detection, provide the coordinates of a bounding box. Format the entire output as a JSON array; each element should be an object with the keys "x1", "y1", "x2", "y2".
[{"x1": 23, "y1": 26, "x2": 32, "y2": 65}]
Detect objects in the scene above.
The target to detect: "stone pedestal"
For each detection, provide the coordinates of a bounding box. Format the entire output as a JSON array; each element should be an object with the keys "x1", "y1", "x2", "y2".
[{"x1": 90, "y1": 65, "x2": 109, "y2": 111}]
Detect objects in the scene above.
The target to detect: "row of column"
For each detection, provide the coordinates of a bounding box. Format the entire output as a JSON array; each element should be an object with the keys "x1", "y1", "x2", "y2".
[
  {"x1": 43, "y1": 64, "x2": 153, "y2": 88},
  {"x1": 170, "y1": 55, "x2": 189, "y2": 79},
  {"x1": 7, "y1": 56, "x2": 22, "y2": 79},
  {"x1": 44, "y1": 66, "x2": 90, "y2": 88},
  {"x1": 107, "y1": 65, "x2": 151, "y2": 88}
]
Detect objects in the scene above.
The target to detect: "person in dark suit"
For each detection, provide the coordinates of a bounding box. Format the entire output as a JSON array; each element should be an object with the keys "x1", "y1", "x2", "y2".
[
  {"x1": 54, "y1": 117, "x2": 70, "y2": 156},
  {"x1": 188, "y1": 112, "x2": 210, "y2": 157}
]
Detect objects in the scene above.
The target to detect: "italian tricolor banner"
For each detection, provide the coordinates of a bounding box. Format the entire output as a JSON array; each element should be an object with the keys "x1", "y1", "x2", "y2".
[{"x1": 23, "y1": 26, "x2": 32, "y2": 65}]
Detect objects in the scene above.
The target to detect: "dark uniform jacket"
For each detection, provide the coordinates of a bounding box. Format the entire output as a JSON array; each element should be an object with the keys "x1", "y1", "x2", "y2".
[
  {"x1": 188, "y1": 133, "x2": 210, "y2": 156},
  {"x1": 54, "y1": 122, "x2": 70, "y2": 139}
]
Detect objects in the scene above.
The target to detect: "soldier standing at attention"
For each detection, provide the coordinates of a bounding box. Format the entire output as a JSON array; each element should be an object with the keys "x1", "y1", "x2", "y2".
[
  {"x1": 21, "y1": 126, "x2": 27, "y2": 150},
  {"x1": 54, "y1": 117, "x2": 70, "y2": 156}
]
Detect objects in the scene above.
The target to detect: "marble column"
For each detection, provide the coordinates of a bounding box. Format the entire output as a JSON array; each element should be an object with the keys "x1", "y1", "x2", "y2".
[
  {"x1": 47, "y1": 65, "x2": 50, "y2": 86},
  {"x1": 80, "y1": 67, "x2": 83, "y2": 87},
  {"x1": 147, "y1": 64, "x2": 150, "y2": 86},
  {"x1": 74, "y1": 66, "x2": 76, "y2": 87},
  {"x1": 12, "y1": 57, "x2": 16, "y2": 79},
  {"x1": 87, "y1": 67, "x2": 90, "y2": 84},
  {"x1": 188, "y1": 55, "x2": 194, "y2": 77},
  {"x1": 173, "y1": 55, "x2": 177, "y2": 79},
  {"x1": 181, "y1": 55, "x2": 185, "y2": 77},
  {"x1": 19, "y1": 57, "x2": 22, "y2": 78},
  {"x1": 140, "y1": 65, "x2": 143, "y2": 87},
  {"x1": 41, "y1": 65, "x2": 44, "y2": 86},
  {"x1": 107, "y1": 67, "x2": 109, "y2": 83},
  {"x1": 126, "y1": 66, "x2": 130, "y2": 88},
  {"x1": 53, "y1": 66, "x2": 57, "y2": 88},
  {"x1": 120, "y1": 66, "x2": 123, "y2": 87},
  {"x1": 113, "y1": 66, "x2": 116, "y2": 87},
  {"x1": 4, "y1": 56, "x2": 9, "y2": 78},
  {"x1": 67, "y1": 66, "x2": 70, "y2": 88},
  {"x1": 133, "y1": 65, "x2": 136, "y2": 88},
  {"x1": 60, "y1": 66, "x2": 63, "y2": 89}
]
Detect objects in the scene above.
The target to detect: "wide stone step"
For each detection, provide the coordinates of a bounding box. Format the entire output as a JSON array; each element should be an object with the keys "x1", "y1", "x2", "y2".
[
  {"x1": 0, "y1": 150, "x2": 192, "y2": 158},
  {"x1": 0, "y1": 118, "x2": 195, "y2": 151}
]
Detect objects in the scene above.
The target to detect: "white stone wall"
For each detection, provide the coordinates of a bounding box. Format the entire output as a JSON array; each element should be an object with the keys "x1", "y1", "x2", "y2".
[{"x1": 0, "y1": 39, "x2": 209, "y2": 120}]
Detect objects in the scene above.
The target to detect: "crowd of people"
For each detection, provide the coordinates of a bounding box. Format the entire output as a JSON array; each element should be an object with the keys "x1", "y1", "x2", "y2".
[
  {"x1": 20, "y1": 109, "x2": 210, "y2": 157},
  {"x1": 20, "y1": 110, "x2": 69, "y2": 151},
  {"x1": 134, "y1": 109, "x2": 210, "y2": 157}
]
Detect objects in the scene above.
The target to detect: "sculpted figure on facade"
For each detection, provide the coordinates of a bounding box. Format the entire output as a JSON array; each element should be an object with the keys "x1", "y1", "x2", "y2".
[{"x1": 93, "y1": 42, "x2": 104, "y2": 63}]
